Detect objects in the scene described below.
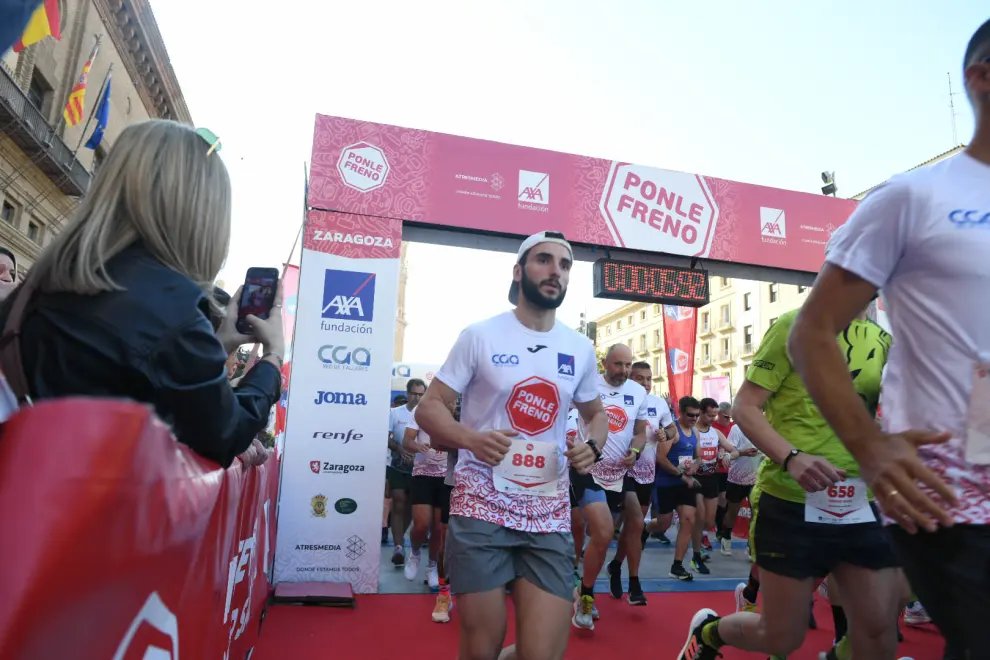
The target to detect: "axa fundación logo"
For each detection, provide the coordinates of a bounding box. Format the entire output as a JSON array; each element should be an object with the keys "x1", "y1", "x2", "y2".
[
  {"x1": 760, "y1": 207, "x2": 786, "y2": 245},
  {"x1": 346, "y1": 535, "x2": 367, "y2": 561},
  {"x1": 518, "y1": 170, "x2": 550, "y2": 212}
]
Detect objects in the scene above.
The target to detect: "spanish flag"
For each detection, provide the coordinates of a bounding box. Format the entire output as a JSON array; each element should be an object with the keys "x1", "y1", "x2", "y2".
[
  {"x1": 12, "y1": 1, "x2": 62, "y2": 53},
  {"x1": 63, "y1": 38, "x2": 100, "y2": 127}
]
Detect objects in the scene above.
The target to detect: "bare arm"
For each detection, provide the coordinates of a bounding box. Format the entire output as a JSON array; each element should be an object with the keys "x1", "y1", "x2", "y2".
[
  {"x1": 574, "y1": 397, "x2": 607, "y2": 448},
  {"x1": 415, "y1": 379, "x2": 476, "y2": 450},
  {"x1": 715, "y1": 429, "x2": 739, "y2": 460},
  {"x1": 402, "y1": 426, "x2": 424, "y2": 454},
  {"x1": 655, "y1": 434, "x2": 681, "y2": 477},
  {"x1": 663, "y1": 423, "x2": 676, "y2": 441},
  {"x1": 388, "y1": 432, "x2": 404, "y2": 454},
  {"x1": 732, "y1": 381, "x2": 795, "y2": 464},
  {"x1": 630, "y1": 419, "x2": 648, "y2": 452}
]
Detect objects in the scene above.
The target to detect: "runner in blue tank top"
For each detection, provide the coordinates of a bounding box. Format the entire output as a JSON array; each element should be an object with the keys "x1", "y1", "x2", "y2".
[{"x1": 647, "y1": 396, "x2": 704, "y2": 580}]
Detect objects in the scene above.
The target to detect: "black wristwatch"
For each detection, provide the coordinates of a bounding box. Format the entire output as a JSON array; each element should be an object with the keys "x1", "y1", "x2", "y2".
[
  {"x1": 585, "y1": 439, "x2": 603, "y2": 462},
  {"x1": 781, "y1": 449, "x2": 802, "y2": 473}
]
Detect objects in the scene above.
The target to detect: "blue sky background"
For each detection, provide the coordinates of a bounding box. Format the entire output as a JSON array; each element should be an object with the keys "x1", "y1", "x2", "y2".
[{"x1": 154, "y1": 1, "x2": 986, "y2": 363}]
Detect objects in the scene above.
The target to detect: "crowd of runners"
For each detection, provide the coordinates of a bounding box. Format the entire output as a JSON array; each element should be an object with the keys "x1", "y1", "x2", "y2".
[{"x1": 380, "y1": 19, "x2": 989, "y2": 660}]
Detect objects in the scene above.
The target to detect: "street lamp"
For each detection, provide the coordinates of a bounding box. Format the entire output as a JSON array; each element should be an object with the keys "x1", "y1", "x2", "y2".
[{"x1": 821, "y1": 171, "x2": 838, "y2": 197}]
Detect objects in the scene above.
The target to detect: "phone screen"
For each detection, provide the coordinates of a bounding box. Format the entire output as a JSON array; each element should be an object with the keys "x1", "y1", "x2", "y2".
[{"x1": 237, "y1": 268, "x2": 278, "y2": 333}]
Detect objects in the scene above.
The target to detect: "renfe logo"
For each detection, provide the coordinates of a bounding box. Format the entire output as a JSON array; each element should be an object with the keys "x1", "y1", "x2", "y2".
[
  {"x1": 668, "y1": 348, "x2": 690, "y2": 375},
  {"x1": 605, "y1": 405, "x2": 629, "y2": 433},
  {"x1": 314, "y1": 391, "x2": 368, "y2": 406},
  {"x1": 760, "y1": 207, "x2": 787, "y2": 244},
  {"x1": 506, "y1": 376, "x2": 561, "y2": 436},
  {"x1": 518, "y1": 170, "x2": 550, "y2": 211},
  {"x1": 322, "y1": 269, "x2": 375, "y2": 322},
  {"x1": 312, "y1": 429, "x2": 364, "y2": 443},
  {"x1": 600, "y1": 163, "x2": 719, "y2": 258}
]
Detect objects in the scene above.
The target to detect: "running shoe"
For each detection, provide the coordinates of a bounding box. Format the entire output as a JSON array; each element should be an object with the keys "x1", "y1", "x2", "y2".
[
  {"x1": 432, "y1": 593, "x2": 452, "y2": 623},
  {"x1": 669, "y1": 563, "x2": 693, "y2": 581},
  {"x1": 627, "y1": 581, "x2": 647, "y2": 606},
  {"x1": 904, "y1": 602, "x2": 931, "y2": 626},
  {"x1": 719, "y1": 537, "x2": 732, "y2": 556},
  {"x1": 427, "y1": 562, "x2": 439, "y2": 590},
  {"x1": 702, "y1": 535, "x2": 713, "y2": 551},
  {"x1": 677, "y1": 608, "x2": 720, "y2": 660},
  {"x1": 403, "y1": 551, "x2": 421, "y2": 581},
  {"x1": 691, "y1": 557, "x2": 711, "y2": 575},
  {"x1": 651, "y1": 531, "x2": 672, "y2": 545},
  {"x1": 391, "y1": 545, "x2": 405, "y2": 567},
  {"x1": 607, "y1": 559, "x2": 623, "y2": 599},
  {"x1": 572, "y1": 594, "x2": 595, "y2": 630},
  {"x1": 734, "y1": 582, "x2": 757, "y2": 613}
]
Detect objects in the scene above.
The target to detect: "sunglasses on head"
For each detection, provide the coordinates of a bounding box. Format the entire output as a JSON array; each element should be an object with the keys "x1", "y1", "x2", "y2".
[{"x1": 683, "y1": 412, "x2": 700, "y2": 418}]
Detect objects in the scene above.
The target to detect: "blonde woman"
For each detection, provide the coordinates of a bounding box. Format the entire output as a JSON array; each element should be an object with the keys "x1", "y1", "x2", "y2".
[{"x1": 0, "y1": 120, "x2": 283, "y2": 468}]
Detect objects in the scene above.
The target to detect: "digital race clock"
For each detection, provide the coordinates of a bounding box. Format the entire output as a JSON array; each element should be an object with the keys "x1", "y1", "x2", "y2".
[{"x1": 592, "y1": 259, "x2": 710, "y2": 308}]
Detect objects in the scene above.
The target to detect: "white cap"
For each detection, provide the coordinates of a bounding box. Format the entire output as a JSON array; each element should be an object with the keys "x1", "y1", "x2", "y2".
[{"x1": 508, "y1": 231, "x2": 573, "y2": 304}]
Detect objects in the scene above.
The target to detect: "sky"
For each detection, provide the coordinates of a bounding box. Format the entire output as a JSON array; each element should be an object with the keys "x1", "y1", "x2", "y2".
[{"x1": 153, "y1": 1, "x2": 985, "y2": 364}]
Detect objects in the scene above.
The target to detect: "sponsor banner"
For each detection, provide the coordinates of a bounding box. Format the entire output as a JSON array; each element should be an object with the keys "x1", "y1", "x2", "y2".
[
  {"x1": 308, "y1": 116, "x2": 859, "y2": 274},
  {"x1": 0, "y1": 399, "x2": 277, "y2": 659},
  {"x1": 273, "y1": 210, "x2": 401, "y2": 593},
  {"x1": 662, "y1": 306, "x2": 698, "y2": 405},
  {"x1": 274, "y1": 264, "x2": 300, "y2": 443},
  {"x1": 390, "y1": 362, "x2": 440, "y2": 402},
  {"x1": 702, "y1": 375, "x2": 731, "y2": 404}
]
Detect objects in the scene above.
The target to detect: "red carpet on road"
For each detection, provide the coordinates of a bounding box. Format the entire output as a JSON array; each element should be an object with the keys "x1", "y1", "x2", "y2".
[{"x1": 253, "y1": 592, "x2": 945, "y2": 659}]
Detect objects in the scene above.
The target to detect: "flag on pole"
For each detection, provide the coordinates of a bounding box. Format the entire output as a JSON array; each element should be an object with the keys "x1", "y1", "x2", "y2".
[
  {"x1": 63, "y1": 38, "x2": 100, "y2": 127},
  {"x1": 84, "y1": 73, "x2": 111, "y2": 150},
  {"x1": 12, "y1": 0, "x2": 62, "y2": 53}
]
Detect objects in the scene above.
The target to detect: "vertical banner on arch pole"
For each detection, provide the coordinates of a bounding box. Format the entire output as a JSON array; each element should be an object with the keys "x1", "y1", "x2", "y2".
[
  {"x1": 662, "y1": 306, "x2": 698, "y2": 404},
  {"x1": 273, "y1": 210, "x2": 400, "y2": 594}
]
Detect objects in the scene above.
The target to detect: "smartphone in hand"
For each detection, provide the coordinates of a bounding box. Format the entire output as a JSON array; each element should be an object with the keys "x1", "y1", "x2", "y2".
[{"x1": 236, "y1": 267, "x2": 280, "y2": 335}]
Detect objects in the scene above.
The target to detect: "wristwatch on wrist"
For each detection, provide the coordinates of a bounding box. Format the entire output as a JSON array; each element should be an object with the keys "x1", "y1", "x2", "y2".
[
  {"x1": 782, "y1": 449, "x2": 802, "y2": 473},
  {"x1": 585, "y1": 439, "x2": 603, "y2": 463}
]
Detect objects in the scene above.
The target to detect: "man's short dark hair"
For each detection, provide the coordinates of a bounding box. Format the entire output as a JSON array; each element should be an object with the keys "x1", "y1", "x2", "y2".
[
  {"x1": 700, "y1": 397, "x2": 718, "y2": 412},
  {"x1": 631, "y1": 361, "x2": 651, "y2": 371},
  {"x1": 679, "y1": 396, "x2": 701, "y2": 413},
  {"x1": 964, "y1": 18, "x2": 990, "y2": 69},
  {"x1": 406, "y1": 378, "x2": 427, "y2": 393}
]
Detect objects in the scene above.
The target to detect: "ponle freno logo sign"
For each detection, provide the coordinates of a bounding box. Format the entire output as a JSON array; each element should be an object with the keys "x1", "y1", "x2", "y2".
[
  {"x1": 605, "y1": 405, "x2": 628, "y2": 433},
  {"x1": 312, "y1": 429, "x2": 363, "y2": 443},
  {"x1": 600, "y1": 163, "x2": 719, "y2": 258},
  {"x1": 505, "y1": 376, "x2": 561, "y2": 436},
  {"x1": 317, "y1": 345, "x2": 371, "y2": 371},
  {"x1": 321, "y1": 268, "x2": 375, "y2": 334},
  {"x1": 337, "y1": 141, "x2": 389, "y2": 192}
]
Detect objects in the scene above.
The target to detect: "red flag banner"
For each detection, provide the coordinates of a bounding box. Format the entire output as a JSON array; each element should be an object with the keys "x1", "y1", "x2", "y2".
[
  {"x1": 662, "y1": 306, "x2": 698, "y2": 405},
  {"x1": 0, "y1": 399, "x2": 278, "y2": 659},
  {"x1": 274, "y1": 264, "x2": 299, "y2": 444}
]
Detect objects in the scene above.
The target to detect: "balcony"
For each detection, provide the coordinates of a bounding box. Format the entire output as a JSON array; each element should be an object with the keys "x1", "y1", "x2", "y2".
[
  {"x1": 696, "y1": 354, "x2": 715, "y2": 370},
  {"x1": 716, "y1": 317, "x2": 735, "y2": 332},
  {"x1": 717, "y1": 347, "x2": 735, "y2": 365},
  {"x1": 699, "y1": 323, "x2": 715, "y2": 338},
  {"x1": 0, "y1": 67, "x2": 92, "y2": 197},
  {"x1": 739, "y1": 343, "x2": 755, "y2": 358}
]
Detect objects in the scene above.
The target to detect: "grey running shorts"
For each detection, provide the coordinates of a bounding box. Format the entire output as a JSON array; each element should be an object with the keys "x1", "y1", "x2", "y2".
[{"x1": 445, "y1": 515, "x2": 575, "y2": 601}]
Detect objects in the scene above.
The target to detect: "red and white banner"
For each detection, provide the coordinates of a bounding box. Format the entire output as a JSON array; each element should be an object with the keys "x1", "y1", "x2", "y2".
[
  {"x1": 702, "y1": 375, "x2": 731, "y2": 404},
  {"x1": 0, "y1": 399, "x2": 277, "y2": 659},
  {"x1": 662, "y1": 306, "x2": 698, "y2": 404},
  {"x1": 309, "y1": 115, "x2": 859, "y2": 274}
]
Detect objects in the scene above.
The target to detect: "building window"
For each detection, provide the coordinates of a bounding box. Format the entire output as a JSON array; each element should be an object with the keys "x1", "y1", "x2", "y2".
[
  {"x1": 653, "y1": 329, "x2": 661, "y2": 347},
  {"x1": 720, "y1": 304, "x2": 730, "y2": 324},
  {"x1": 797, "y1": 285, "x2": 807, "y2": 293},
  {"x1": 1, "y1": 201, "x2": 15, "y2": 225},
  {"x1": 27, "y1": 221, "x2": 40, "y2": 243},
  {"x1": 721, "y1": 337, "x2": 730, "y2": 358},
  {"x1": 627, "y1": 314, "x2": 633, "y2": 326},
  {"x1": 640, "y1": 309, "x2": 647, "y2": 321},
  {"x1": 744, "y1": 325, "x2": 753, "y2": 347},
  {"x1": 653, "y1": 304, "x2": 661, "y2": 315},
  {"x1": 606, "y1": 324, "x2": 612, "y2": 336},
  {"x1": 769, "y1": 283, "x2": 779, "y2": 303},
  {"x1": 627, "y1": 338, "x2": 633, "y2": 349},
  {"x1": 721, "y1": 276, "x2": 729, "y2": 287},
  {"x1": 701, "y1": 312, "x2": 710, "y2": 332},
  {"x1": 743, "y1": 292, "x2": 752, "y2": 311},
  {"x1": 769, "y1": 317, "x2": 778, "y2": 327},
  {"x1": 654, "y1": 357, "x2": 661, "y2": 374},
  {"x1": 639, "y1": 334, "x2": 646, "y2": 352},
  {"x1": 616, "y1": 320, "x2": 622, "y2": 330},
  {"x1": 27, "y1": 71, "x2": 53, "y2": 114}
]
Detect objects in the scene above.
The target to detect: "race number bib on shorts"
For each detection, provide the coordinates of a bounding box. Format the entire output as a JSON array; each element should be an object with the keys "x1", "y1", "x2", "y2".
[
  {"x1": 965, "y1": 364, "x2": 990, "y2": 465},
  {"x1": 804, "y1": 478, "x2": 875, "y2": 524},
  {"x1": 493, "y1": 439, "x2": 559, "y2": 497}
]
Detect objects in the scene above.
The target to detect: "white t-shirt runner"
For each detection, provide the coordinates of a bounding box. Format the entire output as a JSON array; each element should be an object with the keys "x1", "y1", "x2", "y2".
[
  {"x1": 726, "y1": 425, "x2": 761, "y2": 486},
  {"x1": 826, "y1": 152, "x2": 990, "y2": 525},
  {"x1": 435, "y1": 312, "x2": 599, "y2": 533},
  {"x1": 629, "y1": 393, "x2": 674, "y2": 485},
  {"x1": 388, "y1": 405, "x2": 415, "y2": 470},
  {"x1": 407, "y1": 406, "x2": 448, "y2": 478},
  {"x1": 695, "y1": 426, "x2": 721, "y2": 476},
  {"x1": 589, "y1": 375, "x2": 649, "y2": 490}
]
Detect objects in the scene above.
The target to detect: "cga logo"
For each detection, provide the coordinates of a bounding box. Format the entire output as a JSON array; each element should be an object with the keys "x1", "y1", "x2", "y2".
[
  {"x1": 322, "y1": 269, "x2": 375, "y2": 326},
  {"x1": 491, "y1": 354, "x2": 520, "y2": 366},
  {"x1": 314, "y1": 390, "x2": 368, "y2": 406},
  {"x1": 760, "y1": 207, "x2": 787, "y2": 244},
  {"x1": 311, "y1": 494, "x2": 328, "y2": 517},
  {"x1": 668, "y1": 348, "x2": 690, "y2": 375},
  {"x1": 318, "y1": 345, "x2": 371, "y2": 371},
  {"x1": 393, "y1": 364, "x2": 411, "y2": 377}
]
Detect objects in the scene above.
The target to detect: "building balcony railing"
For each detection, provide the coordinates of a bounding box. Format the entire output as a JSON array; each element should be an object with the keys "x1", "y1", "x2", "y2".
[
  {"x1": 717, "y1": 347, "x2": 735, "y2": 364},
  {"x1": 739, "y1": 343, "x2": 755, "y2": 357},
  {"x1": 717, "y1": 317, "x2": 735, "y2": 332},
  {"x1": 0, "y1": 66, "x2": 92, "y2": 197},
  {"x1": 699, "y1": 324, "x2": 715, "y2": 337},
  {"x1": 696, "y1": 354, "x2": 715, "y2": 369}
]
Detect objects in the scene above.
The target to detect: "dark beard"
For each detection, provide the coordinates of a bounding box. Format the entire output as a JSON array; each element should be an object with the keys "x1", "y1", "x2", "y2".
[{"x1": 520, "y1": 271, "x2": 566, "y2": 309}]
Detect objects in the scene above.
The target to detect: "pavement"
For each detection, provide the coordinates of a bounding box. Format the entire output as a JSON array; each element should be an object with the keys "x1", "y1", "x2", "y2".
[{"x1": 378, "y1": 526, "x2": 753, "y2": 594}]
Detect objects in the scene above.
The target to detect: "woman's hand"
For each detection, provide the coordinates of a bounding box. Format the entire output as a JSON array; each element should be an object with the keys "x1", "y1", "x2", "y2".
[
  {"x1": 239, "y1": 438, "x2": 270, "y2": 467},
  {"x1": 216, "y1": 286, "x2": 254, "y2": 355},
  {"x1": 245, "y1": 280, "x2": 286, "y2": 357}
]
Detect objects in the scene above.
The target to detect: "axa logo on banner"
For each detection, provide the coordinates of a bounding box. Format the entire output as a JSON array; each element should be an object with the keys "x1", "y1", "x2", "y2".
[
  {"x1": 605, "y1": 405, "x2": 628, "y2": 433},
  {"x1": 518, "y1": 170, "x2": 550, "y2": 211},
  {"x1": 314, "y1": 390, "x2": 368, "y2": 406},
  {"x1": 318, "y1": 345, "x2": 371, "y2": 371},
  {"x1": 337, "y1": 141, "x2": 390, "y2": 192},
  {"x1": 505, "y1": 376, "x2": 561, "y2": 436},
  {"x1": 311, "y1": 230, "x2": 395, "y2": 248},
  {"x1": 760, "y1": 207, "x2": 787, "y2": 244},
  {"x1": 668, "y1": 348, "x2": 691, "y2": 375},
  {"x1": 663, "y1": 306, "x2": 694, "y2": 322},
  {"x1": 321, "y1": 269, "x2": 375, "y2": 333},
  {"x1": 600, "y1": 164, "x2": 719, "y2": 257}
]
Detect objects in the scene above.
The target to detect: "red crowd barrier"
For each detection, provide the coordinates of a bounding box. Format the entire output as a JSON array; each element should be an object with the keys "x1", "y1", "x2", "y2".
[{"x1": 0, "y1": 399, "x2": 278, "y2": 660}]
